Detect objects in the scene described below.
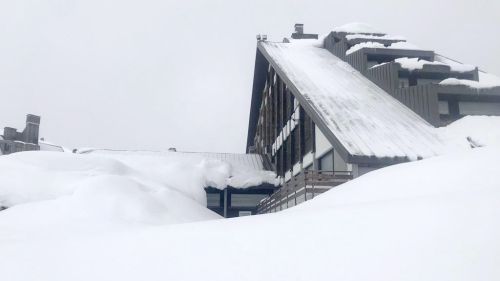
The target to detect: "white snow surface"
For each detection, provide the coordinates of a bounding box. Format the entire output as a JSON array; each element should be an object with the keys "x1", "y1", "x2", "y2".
[
  {"x1": 387, "y1": 41, "x2": 420, "y2": 50},
  {"x1": 84, "y1": 149, "x2": 277, "y2": 189},
  {"x1": 260, "y1": 42, "x2": 448, "y2": 160},
  {"x1": 347, "y1": 41, "x2": 422, "y2": 55},
  {"x1": 440, "y1": 78, "x2": 500, "y2": 89},
  {"x1": 345, "y1": 34, "x2": 405, "y2": 41},
  {"x1": 332, "y1": 22, "x2": 384, "y2": 34},
  {"x1": 395, "y1": 57, "x2": 446, "y2": 71},
  {"x1": 0, "y1": 151, "x2": 223, "y2": 226},
  {"x1": 439, "y1": 116, "x2": 500, "y2": 149},
  {"x1": 1, "y1": 147, "x2": 499, "y2": 280},
  {"x1": 346, "y1": 41, "x2": 384, "y2": 55}
]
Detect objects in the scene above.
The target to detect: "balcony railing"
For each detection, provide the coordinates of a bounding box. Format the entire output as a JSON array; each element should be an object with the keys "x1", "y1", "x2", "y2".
[{"x1": 256, "y1": 170, "x2": 353, "y2": 214}]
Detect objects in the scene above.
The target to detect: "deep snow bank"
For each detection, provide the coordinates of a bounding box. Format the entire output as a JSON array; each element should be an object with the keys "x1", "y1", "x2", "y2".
[
  {"x1": 1, "y1": 147, "x2": 499, "y2": 281},
  {"x1": 0, "y1": 151, "x2": 224, "y2": 227},
  {"x1": 439, "y1": 115, "x2": 500, "y2": 149}
]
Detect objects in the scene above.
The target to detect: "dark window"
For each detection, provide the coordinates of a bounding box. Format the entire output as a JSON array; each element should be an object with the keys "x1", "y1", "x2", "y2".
[
  {"x1": 303, "y1": 111, "x2": 314, "y2": 154},
  {"x1": 283, "y1": 138, "x2": 290, "y2": 172},
  {"x1": 206, "y1": 193, "x2": 221, "y2": 207},
  {"x1": 231, "y1": 194, "x2": 269, "y2": 207},
  {"x1": 291, "y1": 128, "x2": 300, "y2": 165},
  {"x1": 319, "y1": 151, "x2": 334, "y2": 171}
]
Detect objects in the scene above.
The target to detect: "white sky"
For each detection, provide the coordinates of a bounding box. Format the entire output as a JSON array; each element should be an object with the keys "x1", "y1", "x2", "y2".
[{"x1": 0, "y1": 0, "x2": 499, "y2": 153}]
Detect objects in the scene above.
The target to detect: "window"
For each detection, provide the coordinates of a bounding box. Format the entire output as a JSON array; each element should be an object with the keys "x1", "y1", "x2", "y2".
[
  {"x1": 319, "y1": 151, "x2": 334, "y2": 171},
  {"x1": 231, "y1": 194, "x2": 268, "y2": 207},
  {"x1": 459, "y1": 102, "x2": 500, "y2": 115},
  {"x1": 291, "y1": 128, "x2": 300, "y2": 165},
  {"x1": 438, "y1": 101, "x2": 450, "y2": 115},
  {"x1": 303, "y1": 110, "x2": 314, "y2": 154},
  {"x1": 206, "y1": 193, "x2": 221, "y2": 207},
  {"x1": 283, "y1": 138, "x2": 290, "y2": 172}
]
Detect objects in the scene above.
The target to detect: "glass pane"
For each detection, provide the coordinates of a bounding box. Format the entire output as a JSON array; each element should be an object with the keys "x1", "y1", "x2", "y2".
[
  {"x1": 319, "y1": 151, "x2": 334, "y2": 171},
  {"x1": 231, "y1": 194, "x2": 269, "y2": 207},
  {"x1": 206, "y1": 193, "x2": 220, "y2": 207}
]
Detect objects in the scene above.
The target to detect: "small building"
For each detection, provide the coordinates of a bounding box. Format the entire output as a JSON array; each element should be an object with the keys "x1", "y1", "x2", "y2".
[
  {"x1": 0, "y1": 114, "x2": 41, "y2": 155},
  {"x1": 201, "y1": 152, "x2": 277, "y2": 218},
  {"x1": 247, "y1": 23, "x2": 500, "y2": 214}
]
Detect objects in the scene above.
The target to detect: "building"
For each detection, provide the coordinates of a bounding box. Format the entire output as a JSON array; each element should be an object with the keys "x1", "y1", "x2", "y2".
[
  {"x1": 78, "y1": 148, "x2": 278, "y2": 218},
  {"x1": 247, "y1": 23, "x2": 500, "y2": 214},
  {"x1": 203, "y1": 152, "x2": 276, "y2": 218},
  {"x1": 0, "y1": 114, "x2": 41, "y2": 155}
]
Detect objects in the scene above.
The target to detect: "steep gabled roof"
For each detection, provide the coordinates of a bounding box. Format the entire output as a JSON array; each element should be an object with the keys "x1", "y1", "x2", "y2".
[{"x1": 253, "y1": 41, "x2": 448, "y2": 164}]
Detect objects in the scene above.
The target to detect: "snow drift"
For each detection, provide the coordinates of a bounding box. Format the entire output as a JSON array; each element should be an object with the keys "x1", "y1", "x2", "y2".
[{"x1": 0, "y1": 147, "x2": 499, "y2": 281}]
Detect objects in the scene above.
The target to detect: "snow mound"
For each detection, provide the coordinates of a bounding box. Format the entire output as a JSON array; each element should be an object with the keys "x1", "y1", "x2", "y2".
[
  {"x1": 439, "y1": 116, "x2": 500, "y2": 149},
  {"x1": 1, "y1": 147, "x2": 500, "y2": 281},
  {"x1": 0, "y1": 151, "x2": 233, "y2": 227}
]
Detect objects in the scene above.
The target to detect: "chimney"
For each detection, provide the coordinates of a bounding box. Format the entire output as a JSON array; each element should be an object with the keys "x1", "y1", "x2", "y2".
[
  {"x1": 294, "y1": 23, "x2": 304, "y2": 35},
  {"x1": 24, "y1": 114, "x2": 41, "y2": 144},
  {"x1": 291, "y1": 23, "x2": 319, "y2": 40}
]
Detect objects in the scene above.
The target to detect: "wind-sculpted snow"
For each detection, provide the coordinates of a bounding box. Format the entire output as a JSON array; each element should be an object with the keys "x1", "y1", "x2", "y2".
[
  {"x1": 1, "y1": 148, "x2": 499, "y2": 281},
  {"x1": 0, "y1": 151, "x2": 228, "y2": 226}
]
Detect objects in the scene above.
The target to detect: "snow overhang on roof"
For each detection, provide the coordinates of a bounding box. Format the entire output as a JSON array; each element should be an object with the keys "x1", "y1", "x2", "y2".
[
  {"x1": 255, "y1": 41, "x2": 448, "y2": 164},
  {"x1": 332, "y1": 22, "x2": 385, "y2": 35}
]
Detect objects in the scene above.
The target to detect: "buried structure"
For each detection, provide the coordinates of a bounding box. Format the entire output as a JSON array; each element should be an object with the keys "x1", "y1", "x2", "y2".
[{"x1": 199, "y1": 153, "x2": 277, "y2": 218}]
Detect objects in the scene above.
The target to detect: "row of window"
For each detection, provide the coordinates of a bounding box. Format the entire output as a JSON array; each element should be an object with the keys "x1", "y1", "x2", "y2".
[{"x1": 439, "y1": 100, "x2": 500, "y2": 116}]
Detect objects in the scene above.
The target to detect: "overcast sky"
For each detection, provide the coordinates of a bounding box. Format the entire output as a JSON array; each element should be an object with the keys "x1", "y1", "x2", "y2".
[{"x1": 0, "y1": 0, "x2": 499, "y2": 153}]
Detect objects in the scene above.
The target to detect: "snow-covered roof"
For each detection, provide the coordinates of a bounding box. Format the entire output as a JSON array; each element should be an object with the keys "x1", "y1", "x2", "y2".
[
  {"x1": 345, "y1": 34, "x2": 405, "y2": 41},
  {"x1": 394, "y1": 57, "x2": 446, "y2": 71},
  {"x1": 258, "y1": 41, "x2": 448, "y2": 162},
  {"x1": 80, "y1": 149, "x2": 276, "y2": 189},
  {"x1": 332, "y1": 23, "x2": 384, "y2": 34},
  {"x1": 434, "y1": 54, "x2": 477, "y2": 73},
  {"x1": 439, "y1": 78, "x2": 500, "y2": 89},
  {"x1": 176, "y1": 151, "x2": 268, "y2": 171},
  {"x1": 39, "y1": 141, "x2": 65, "y2": 152},
  {"x1": 346, "y1": 41, "x2": 422, "y2": 55}
]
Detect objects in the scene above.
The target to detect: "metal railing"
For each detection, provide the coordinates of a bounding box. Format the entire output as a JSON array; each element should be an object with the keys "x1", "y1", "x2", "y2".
[{"x1": 256, "y1": 170, "x2": 352, "y2": 214}]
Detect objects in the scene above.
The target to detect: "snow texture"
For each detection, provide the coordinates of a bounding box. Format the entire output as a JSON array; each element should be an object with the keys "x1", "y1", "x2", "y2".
[
  {"x1": 387, "y1": 41, "x2": 420, "y2": 50},
  {"x1": 346, "y1": 41, "x2": 384, "y2": 55},
  {"x1": 1, "y1": 146, "x2": 500, "y2": 281},
  {"x1": 439, "y1": 116, "x2": 500, "y2": 149},
  {"x1": 347, "y1": 41, "x2": 421, "y2": 55},
  {"x1": 260, "y1": 42, "x2": 448, "y2": 160},
  {"x1": 394, "y1": 57, "x2": 446, "y2": 71},
  {"x1": 440, "y1": 78, "x2": 500, "y2": 89},
  {"x1": 84, "y1": 149, "x2": 277, "y2": 189},
  {"x1": 345, "y1": 34, "x2": 405, "y2": 41},
  {"x1": 332, "y1": 22, "x2": 384, "y2": 34}
]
